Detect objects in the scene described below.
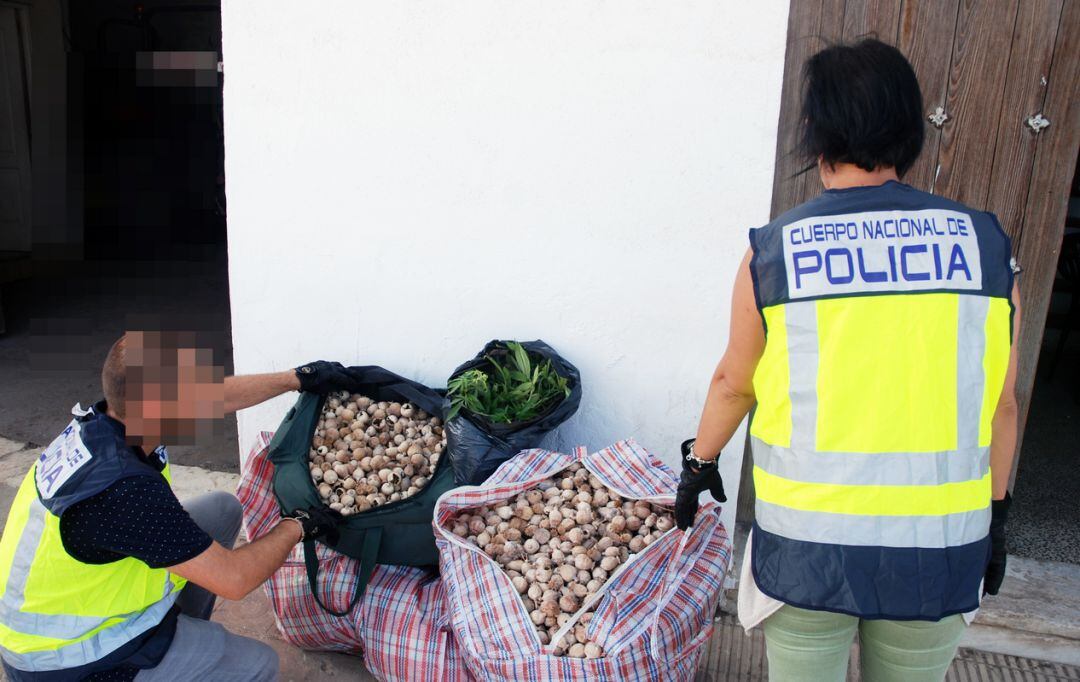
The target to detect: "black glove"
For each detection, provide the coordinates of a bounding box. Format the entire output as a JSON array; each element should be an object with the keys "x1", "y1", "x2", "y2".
[
  {"x1": 294, "y1": 360, "x2": 352, "y2": 394},
  {"x1": 285, "y1": 507, "x2": 343, "y2": 544},
  {"x1": 675, "y1": 439, "x2": 727, "y2": 531},
  {"x1": 983, "y1": 492, "x2": 1011, "y2": 595}
]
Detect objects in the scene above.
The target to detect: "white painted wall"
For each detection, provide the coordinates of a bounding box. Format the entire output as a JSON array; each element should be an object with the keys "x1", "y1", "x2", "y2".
[{"x1": 222, "y1": 1, "x2": 788, "y2": 534}]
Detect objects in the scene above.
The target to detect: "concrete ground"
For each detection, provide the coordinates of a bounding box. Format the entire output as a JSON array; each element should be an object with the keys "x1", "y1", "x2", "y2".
[{"x1": 213, "y1": 591, "x2": 374, "y2": 681}]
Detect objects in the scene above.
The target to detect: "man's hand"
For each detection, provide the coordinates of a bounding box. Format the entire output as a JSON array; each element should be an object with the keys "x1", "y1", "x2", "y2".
[
  {"x1": 284, "y1": 507, "x2": 343, "y2": 544},
  {"x1": 294, "y1": 361, "x2": 353, "y2": 395},
  {"x1": 984, "y1": 493, "x2": 1011, "y2": 595},
  {"x1": 674, "y1": 439, "x2": 727, "y2": 530},
  {"x1": 168, "y1": 508, "x2": 330, "y2": 601}
]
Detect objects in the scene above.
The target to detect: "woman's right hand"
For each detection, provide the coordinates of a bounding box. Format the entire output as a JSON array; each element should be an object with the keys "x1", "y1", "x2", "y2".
[{"x1": 674, "y1": 439, "x2": 727, "y2": 530}]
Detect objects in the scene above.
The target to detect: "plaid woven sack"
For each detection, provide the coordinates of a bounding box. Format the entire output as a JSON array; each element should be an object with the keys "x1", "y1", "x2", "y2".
[
  {"x1": 238, "y1": 433, "x2": 475, "y2": 681},
  {"x1": 434, "y1": 440, "x2": 732, "y2": 682},
  {"x1": 357, "y1": 564, "x2": 476, "y2": 681}
]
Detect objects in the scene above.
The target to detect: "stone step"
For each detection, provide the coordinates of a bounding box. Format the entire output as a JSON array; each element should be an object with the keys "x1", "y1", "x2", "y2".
[{"x1": 972, "y1": 555, "x2": 1080, "y2": 639}]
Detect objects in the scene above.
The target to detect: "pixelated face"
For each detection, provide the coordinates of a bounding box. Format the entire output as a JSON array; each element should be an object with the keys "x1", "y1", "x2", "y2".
[{"x1": 123, "y1": 331, "x2": 225, "y2": 446}]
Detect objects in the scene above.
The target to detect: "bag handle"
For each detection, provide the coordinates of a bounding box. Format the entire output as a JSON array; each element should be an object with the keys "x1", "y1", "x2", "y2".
[
  {"x1": 303, "y1": 527, "x2": 382, "y2": 617},
  {"x1": 647, "y1": 519, "x2": 714, "y2": 663}
]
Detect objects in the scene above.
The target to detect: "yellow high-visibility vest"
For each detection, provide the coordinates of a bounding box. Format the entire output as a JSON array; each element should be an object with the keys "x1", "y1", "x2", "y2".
[
  {"x1": 747, "y1": 182, "x2": 1013, "y2": 619},
  {"x1": 0, "y1": 412, "x2": 186, "y2": 672}
]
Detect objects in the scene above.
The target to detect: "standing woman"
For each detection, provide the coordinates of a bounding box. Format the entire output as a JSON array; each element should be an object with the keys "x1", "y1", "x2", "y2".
[{"x1": 675, "y1": 39, "x2": 1019, "y2": 681}]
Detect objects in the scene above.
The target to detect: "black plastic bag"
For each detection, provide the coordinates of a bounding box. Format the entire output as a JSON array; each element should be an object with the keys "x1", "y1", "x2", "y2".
[{"x1": 444, "y1": 340, "x2": 581, "y2": 485}]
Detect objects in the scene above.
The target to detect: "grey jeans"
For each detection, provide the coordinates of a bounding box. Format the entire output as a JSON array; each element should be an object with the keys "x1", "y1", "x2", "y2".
[{"x1": 135, "y1": 491, "x2": 280, "y2": 681}]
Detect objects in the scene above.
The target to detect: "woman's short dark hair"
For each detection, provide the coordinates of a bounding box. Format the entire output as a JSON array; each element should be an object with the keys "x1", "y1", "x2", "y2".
[{"x1": 800, "y1": 38, "x2": 924, "y2": 177}]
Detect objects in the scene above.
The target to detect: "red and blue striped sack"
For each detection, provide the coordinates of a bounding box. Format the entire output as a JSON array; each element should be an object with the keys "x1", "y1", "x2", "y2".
[
  {"x1": 434, "y1": 439, "x2": 732, "y2": 681},
  {"x1": 237, "y1": 432, "x2": 475, "y2": 681}
]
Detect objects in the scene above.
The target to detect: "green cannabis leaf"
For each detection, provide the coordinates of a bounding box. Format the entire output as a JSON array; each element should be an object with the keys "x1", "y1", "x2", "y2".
[{"x1": 447, "y1": 341, "x2": 571, "y2": 424}]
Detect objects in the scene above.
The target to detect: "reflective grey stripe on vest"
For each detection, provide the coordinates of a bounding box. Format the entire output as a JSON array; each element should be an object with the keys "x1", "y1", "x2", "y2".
[
  {"x1": 957, "y1": 295, "x2": 989, "y2": 449},
  {"x1": 785, "y1": 300, "x2": 818, "y2": 451},
  {"x1": 1, "y1": 498, "x2": 48, "y2": 620},
  {"x1": 756, "y1": 498, "x2": 991, "y2": 548},
  {"x1": 0, "y1": 593, "x2": 180, "y2": 672},
  {"x1": 0, "y1": 499, "x2": 180, "y2": 672},
  {"x1": 751, "y1": 437, "x2": 990, "y2": 487}
]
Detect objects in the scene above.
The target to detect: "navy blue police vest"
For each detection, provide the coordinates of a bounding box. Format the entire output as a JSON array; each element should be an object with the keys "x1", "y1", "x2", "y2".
[{"x1": 747, "y1": 180, "x2": 1013, "y2": 620}]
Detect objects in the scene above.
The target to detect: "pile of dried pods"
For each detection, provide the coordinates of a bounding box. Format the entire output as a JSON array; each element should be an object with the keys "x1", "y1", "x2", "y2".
[
  {"x1": 446, "y1": 462, "x2": 675, "y2": 658},
  {"x1": 309, "y1": 391, "x2": 445, "y2": 515}
]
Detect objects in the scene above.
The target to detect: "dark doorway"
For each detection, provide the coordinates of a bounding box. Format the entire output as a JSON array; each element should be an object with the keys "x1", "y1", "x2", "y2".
[
  {"x1": 0, "y1": 1, "x2": 237, "y2": 472},
  {"x1": 1010, "y1": 152, "x2": 1080, "y2": 565}
]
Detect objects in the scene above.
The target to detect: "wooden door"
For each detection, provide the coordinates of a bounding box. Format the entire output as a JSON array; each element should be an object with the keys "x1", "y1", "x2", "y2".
[
  {"x1": 0, "y1": 3, "x2": 31, "y2": 252},
  {"x1": 737, "y1": 0, "x2": 1080, "y2": 523}
]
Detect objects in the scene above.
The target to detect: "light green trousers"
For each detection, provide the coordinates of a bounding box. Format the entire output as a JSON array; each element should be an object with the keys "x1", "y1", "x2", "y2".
[{"x1": 762, "y1": 605, "x2": 966, "y2": 682}]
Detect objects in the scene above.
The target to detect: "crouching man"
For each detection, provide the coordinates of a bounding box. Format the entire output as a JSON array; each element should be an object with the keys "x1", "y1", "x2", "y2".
[{"x1": 0, "y1": 331, "x2": 349, "y2": 681}]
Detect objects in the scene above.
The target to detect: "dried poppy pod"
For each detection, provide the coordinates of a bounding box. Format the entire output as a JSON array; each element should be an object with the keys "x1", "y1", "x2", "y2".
[
  {"x1": 445, "y1": 463, "x2": 677, "y2": 659},
  {"x1": 309, "y1": 391, "x2": 445, "y2": 504}
]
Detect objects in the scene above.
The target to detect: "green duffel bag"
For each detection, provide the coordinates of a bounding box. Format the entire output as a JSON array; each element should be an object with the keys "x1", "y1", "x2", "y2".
[{"x1": 268, "y1": 366, "x2": 454, "y2": 616}]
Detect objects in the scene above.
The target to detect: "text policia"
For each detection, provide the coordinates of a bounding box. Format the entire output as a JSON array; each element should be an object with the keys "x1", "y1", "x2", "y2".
[{"x1": 781, "y1": 209, "x2": 984, "y2": 299}]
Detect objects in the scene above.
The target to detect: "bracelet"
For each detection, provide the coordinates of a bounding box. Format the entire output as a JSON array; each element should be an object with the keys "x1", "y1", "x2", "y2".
[
  {"x1": 281, "y1": 516, "x2": 306, "y2": 541},
  {"x1": 686, "y1": 444, "x2": 717, "y2": 468}
]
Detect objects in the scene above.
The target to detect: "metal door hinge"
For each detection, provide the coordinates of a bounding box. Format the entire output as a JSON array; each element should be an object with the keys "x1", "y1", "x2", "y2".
[
  {"x1": 1026, "y1": 113, "x2": 1050, "y2": 134},
  {"x1": 928, "y1": 106, "x2": 949, "y2": 128}
]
